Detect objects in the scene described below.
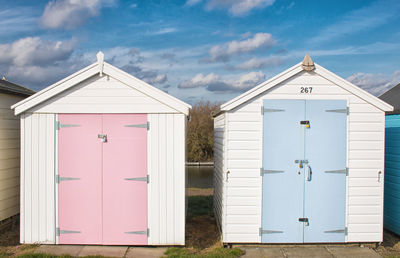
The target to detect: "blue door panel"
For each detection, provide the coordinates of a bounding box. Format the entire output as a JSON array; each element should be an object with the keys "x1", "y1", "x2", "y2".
[
  {"x1": 304, "y1": 100, "x2": 347, "y2": 242},
  {"x1": 262, "y1": 99, "x2": 347, "y2": 243},
  {"x1": 261, "y1": 100, "x2": 305, "y2": 243}
]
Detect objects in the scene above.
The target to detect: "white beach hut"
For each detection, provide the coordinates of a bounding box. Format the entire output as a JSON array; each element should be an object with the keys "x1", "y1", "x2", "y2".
[
  {"x1": 0, "y1": 79, "x2": 34, "y2": 223},
  {"x1": 213, "y1": 55, "x2": 393, "y2": 244},
  {"x1": 12, "y1": 52, "x2": 191, "y2": 245}
]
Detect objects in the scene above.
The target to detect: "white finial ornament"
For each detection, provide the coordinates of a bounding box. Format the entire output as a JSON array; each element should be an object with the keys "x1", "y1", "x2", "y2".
[{"x1": 97, "y1": 51, "x2": 104, "y2": 76}]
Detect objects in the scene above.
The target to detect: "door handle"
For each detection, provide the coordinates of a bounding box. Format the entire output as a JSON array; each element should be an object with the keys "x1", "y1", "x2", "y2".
[
  {"x1": 307, "y1": 165, "x2": 312, "y2": 181},
  {"x1": 378, "y1": 171, "x2": 382, "y2": 182}
]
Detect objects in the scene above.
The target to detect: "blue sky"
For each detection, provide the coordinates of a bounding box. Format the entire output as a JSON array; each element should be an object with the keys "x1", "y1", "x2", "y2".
[{"x1": 1, "y1": 0, "x2": 400, "y2": 104}]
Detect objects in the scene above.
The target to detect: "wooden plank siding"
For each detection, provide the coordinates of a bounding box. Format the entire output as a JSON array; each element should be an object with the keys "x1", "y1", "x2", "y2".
[
  {"x1": 220, "y1": 71, "x2": 385, "y2": 243},
  {"x1": 20, "y1": 113, "x2": 56, "y2": 243},
  {"x1": 29, "y1": 75, "x2": 179, "y2": 114},
  {"x1": 383, "y1": 114, "x2": 400, "y2": 235},
  {"x1": 0, "y1": 93, "x2": 25, "y2": 222},
  {"x1": 147, "y1": 113, "x2": 186, "y2": 245},
  {"x1": 213, "y1": 113, "x2": 225, "y2": 236}
]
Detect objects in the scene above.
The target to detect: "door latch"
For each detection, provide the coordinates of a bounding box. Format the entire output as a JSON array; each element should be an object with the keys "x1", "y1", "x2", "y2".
[
  {"x1": 295, "y1": 159, "x2": 308, "y2": 168},
  {"x1": 300, "y1": 120, "x2": 310, "y2": 128},
  {"x1": 98, "y1": 134, "x2": 107, "y2": 142},
  {"x1": 299, "y1": 217, "x2": 309, "y2": 226}
]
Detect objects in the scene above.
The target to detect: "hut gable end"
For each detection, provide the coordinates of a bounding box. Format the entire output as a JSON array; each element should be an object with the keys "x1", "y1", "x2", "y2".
[{"x1": 29, "y1": 74, "x2": 178, "y2": 114}]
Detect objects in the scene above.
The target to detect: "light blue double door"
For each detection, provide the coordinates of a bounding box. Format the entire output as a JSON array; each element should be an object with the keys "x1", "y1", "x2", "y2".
[{"x1": 261, "y1": 99, "x2": 347, "y2": 243}]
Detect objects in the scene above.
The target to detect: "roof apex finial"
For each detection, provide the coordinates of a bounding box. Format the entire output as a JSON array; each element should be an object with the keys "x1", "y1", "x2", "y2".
[
  {"x1": 96, "y1": 51, "x2": 104, "y2": 77},
  {"x1": 302, "y1": 53, "x2": 314, "y2": 71}
]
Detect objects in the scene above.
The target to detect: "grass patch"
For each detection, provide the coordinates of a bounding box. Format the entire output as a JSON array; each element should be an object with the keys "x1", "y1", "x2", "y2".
[
  {"x1": 164, "y1": 247, "x2": 243, "y2": 258},
  {"x1": 187, "y1": 196, "x2": 213, "y2": 218}
]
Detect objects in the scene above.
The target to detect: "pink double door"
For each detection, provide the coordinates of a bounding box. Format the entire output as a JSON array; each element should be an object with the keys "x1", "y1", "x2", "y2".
[{"x1": 58, "y1": 114, "x2": 148, "y2": 245}]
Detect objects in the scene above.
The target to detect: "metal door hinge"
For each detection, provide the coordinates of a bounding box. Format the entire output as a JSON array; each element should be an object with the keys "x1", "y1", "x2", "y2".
[
  {"x1": 56, "y1": 227, "x2": 81, "y2": 236},
  {"x1": 55, "y1": 175, "x2": 80, "y2": 183},
  {"x1": 55, "y1": 121, "x2": 81, "y2": 130},
  {"x1": 125, "y1": 122, "x2": 150, "y2": 130},
  {"x1": 325, "y1": 167, "x2": 348, "y2": 176},
  {"x1": 260, "y1": 168, "x2": 284, "y2": 176},
  {"x1": 261, "y1": 106, "x2": 285, "y2": 114},
  {"x1": 259, "y1": 228, "x2": 283, "y2": 236},
  {"x1": 326, "y1": 107, "x2": 349, "y2": 115},
  {"x1": 124, "y1": 175, "x2": 149, "y2": 183},
  {"x1": 124, "y1": 228, "x2": 149, "y2": 237},
  {"x1": 324, "y1": 227, "x2": 348, "y2": 235}
]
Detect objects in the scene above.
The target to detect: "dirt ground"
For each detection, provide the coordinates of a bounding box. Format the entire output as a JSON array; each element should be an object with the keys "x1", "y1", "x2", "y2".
[{"x1": 376, "y1": 230, "x2": 400, "y2": 257}]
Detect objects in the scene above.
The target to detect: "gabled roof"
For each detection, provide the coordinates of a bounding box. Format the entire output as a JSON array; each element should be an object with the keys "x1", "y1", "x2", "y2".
[
  {"x1": 12, "y1": 52, "x2": 191, "y2": 116},
  {"x1": 379, "y1": 83, "x2": 400, "y2": 115},
  {"x1": 0, "y1": 78, "x2": 35, "y2": 97},
  {"x1": 216, "y1": 57, "x2": 393, "y2": 115}
]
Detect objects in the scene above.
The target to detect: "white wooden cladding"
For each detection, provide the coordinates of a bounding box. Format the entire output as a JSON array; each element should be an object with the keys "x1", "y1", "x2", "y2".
[
  {"x1": 29, "y1": 75, "x2": 179, "y2": 114},
  {"x1": 20, "y1": 113, "x2": 56, "y2": 243},
  {"x1": 147, "y1": 113, "x2": 186, "y2": 245},
  {"x1": 216, "y1": 71, "x2": 385, "y2": 243},
  {"x1": 0, "y1": 94, "x2": 25, "y2": 221},
  {"x1": 20, "y1": 113, "x2": 186, "y2": 245},
  {"x1": 213, "y1": 113, "x2": 225, "y2": 236}
]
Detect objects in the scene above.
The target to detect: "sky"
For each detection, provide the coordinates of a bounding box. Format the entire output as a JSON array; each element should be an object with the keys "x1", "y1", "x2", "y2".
[{"x1": 1, "y1": 0, "x2": 400, "y2": 104}]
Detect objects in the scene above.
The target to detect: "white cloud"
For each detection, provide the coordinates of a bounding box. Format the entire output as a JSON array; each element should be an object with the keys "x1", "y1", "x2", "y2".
[
  {"x1": 310, "y1": 0, "x2": 400, "y2": 44},
  {"x1": 206, "y1": 32, "x2": 276, "y2": 62},
  {"x1": 0, "y1": 37, "x2": 76, "y2": 66},
  {"x1": 206, "y1": 0, "x2": 275, "y2": 16},
  {"x1": 347, "y1": 70, "x2": 400, "y2": 96},
  {"x1": 40, "y1": 0, "x2": 115, "y2": 29},
  {"x1": 178, "y1": 73, "x2": 221, "y2": 88},
  {"x1": 178, "y1": 71, "x2": 265, "y2": 92},
  {"x1": 148, "y1": 27, "x2": 178, "y2": 35},
  {"x1": 234, "y1": 56, "x2": 285, "y2": 70}
]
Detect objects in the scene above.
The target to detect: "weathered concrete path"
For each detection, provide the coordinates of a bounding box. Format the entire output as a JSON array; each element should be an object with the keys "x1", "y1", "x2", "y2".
[
  {"x1": 35, "y1": 245, "x2": 167, "y2": 257},
  {"x1": 241, "y1": 246, "x2": 382, "y2": 258},
  {"x1": 35, "y1": 244, "x2": 382, "y2": 257}
]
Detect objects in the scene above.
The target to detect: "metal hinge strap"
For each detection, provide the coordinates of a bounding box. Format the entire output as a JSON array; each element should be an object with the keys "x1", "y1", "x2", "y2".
[
  {"x1": 124, "y1": 228, "x2": 149, "y2": 237},
  {"x1": 124, "y1": 122, "x2": 150, "y2": 130},
  {"x1": 325, "y1": 168, "x2": 348, "y2": 176},
  {"x1": 55, "y1": 175, "x2": 80, "y2": 183},
  {"x1": 259, "y1": 228, "x2": 284, "y2": 235},
  {"x1": 56, "y1": 121, "x2": 81, "y2": 130},
  {"x1": 56, "y1": 227, "x2": 81, "y2": 236},
  {"x1": 124, "y1": 175, "x2": 149, "y2": 183},
  {"x1": 325, "y1": 107, "x2": 349, "y2": 115},
  {"x1": 261, "y1": 107, "x2": 285, "y2": 114},
  {"x1": 324, "y1": 227, "x2": 347, "y2": 235},
  {"x1": 260, "y1": 168, "x2": 284, "y2": 176}
]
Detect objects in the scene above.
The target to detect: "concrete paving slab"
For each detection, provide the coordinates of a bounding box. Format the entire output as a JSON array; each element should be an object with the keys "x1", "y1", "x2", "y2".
[
  {"x1": 283, "y1": 247, "x2": 333, "y2": 257},
  {"x1": 241, "y1": 247, "x2": 264, "y2": 258},
  {"x1": 261, "y1": 247, "x2": 285, "y2": 257},
  {"x1": 125, "y1": 247, "x2": 167, "y2": 258},
  {"x1": 327, "y1": 246, "x2": 382, "y2": 258},
  {"x1": 241, "y1": 247, "x2": 285, "y2": 258},
  {"x1": 35, "y1": 245, "x2": 84, "y2": 257},
  {"x1": 78, "y1": 245, "x2": 128, "y2": 257}
]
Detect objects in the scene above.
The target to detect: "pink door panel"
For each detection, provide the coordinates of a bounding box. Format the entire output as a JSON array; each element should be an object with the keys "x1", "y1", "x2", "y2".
[
  {"x1": 102, "y1": 114, "x2": 148, "y2": 245},
  {"x1": 58, "y1": 114, "x2": 103, "y2": 244}
]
